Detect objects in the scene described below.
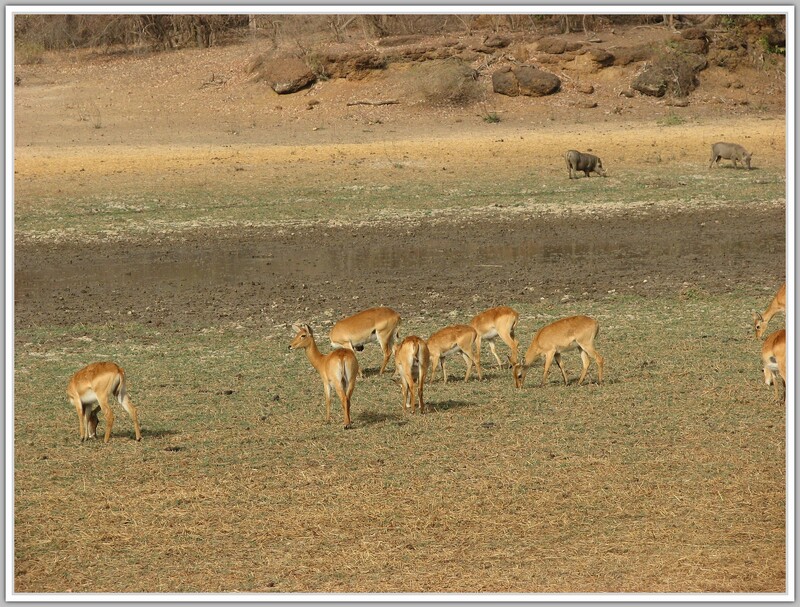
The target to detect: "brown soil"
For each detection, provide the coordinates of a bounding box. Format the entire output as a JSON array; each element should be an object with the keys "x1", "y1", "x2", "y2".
[
  {"x1": 14, "y1": 26, "x2": 787, "y2": 327},
  {"x1": 15, "y1": 204, "x2": 785, "y2": 331}
]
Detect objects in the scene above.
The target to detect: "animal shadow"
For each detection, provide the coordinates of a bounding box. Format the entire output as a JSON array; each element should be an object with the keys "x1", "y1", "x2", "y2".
[
  {"x1": 357, "y1": 409, "x2": 397, "y2": 426},
  {"x1": 429, "y1": 399, "x2": 472, "y2": 412}
]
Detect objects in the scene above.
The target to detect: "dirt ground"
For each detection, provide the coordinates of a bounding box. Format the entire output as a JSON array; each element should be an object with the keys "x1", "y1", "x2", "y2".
[
  {"x1": 14, "y1": 203, "x2": 786, "y2": 331},
  {"x1": 12, "y1": 32, "x2": 788, "y2": 330}
]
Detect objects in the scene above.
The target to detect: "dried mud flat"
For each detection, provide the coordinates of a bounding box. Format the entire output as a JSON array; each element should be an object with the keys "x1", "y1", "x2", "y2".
[{"x1": 15, "y1": 200, "x2": 785, "y2": 331}]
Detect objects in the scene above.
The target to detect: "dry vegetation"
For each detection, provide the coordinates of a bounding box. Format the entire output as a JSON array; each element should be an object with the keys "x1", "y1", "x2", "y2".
[{"x1": 12, "y1": 12, "x2": 788, "y2": 597}]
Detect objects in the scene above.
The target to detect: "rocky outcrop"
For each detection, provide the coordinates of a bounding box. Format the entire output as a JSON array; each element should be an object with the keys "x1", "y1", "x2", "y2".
[
  {"x1": 535, "y1": 37, "x2": 582, "y2": 54},
  {"x1": 313, "y1": 51, "x2": 386, "y2": 80}
]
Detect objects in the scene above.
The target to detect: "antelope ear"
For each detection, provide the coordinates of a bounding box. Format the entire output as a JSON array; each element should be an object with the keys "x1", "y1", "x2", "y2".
[{"x1": 292, "y1": 323, "x2": 301, "y2": 332}]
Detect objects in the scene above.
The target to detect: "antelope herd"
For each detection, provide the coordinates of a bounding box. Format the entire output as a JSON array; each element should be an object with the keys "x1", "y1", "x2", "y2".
[
  {"x1": 68, "y1": 280, "x2": 786, "y2": 439},
  {"x1": 65, "y1": 139, "x2": 783, "y2": 438}
]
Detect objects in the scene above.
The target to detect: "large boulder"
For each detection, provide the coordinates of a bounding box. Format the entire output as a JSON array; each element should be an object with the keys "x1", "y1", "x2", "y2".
[
  {"x1": 492, "y1": 65, "x2": 561, "y2": 97},
  {"x1": 492, "y1": 68, "x2": 518, "y2": 96},
  {"x1": 631, "y1": 52, "x2": 707, "y2": 98},
  {"x1": 250, "y1": 56, "x2": 315, "y2": 94}
]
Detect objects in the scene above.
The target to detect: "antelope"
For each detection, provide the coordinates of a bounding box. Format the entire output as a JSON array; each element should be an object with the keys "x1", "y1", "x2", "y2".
[
  {"x1": 761, "y1": 329, "x2": 786, "y2": 401},
  {"x1": 512, "y1": 315, "x2": 604, "y2": 388},
  {"x1": 393, "y1": 335, "x2": 430, "y2": 414},
  {"x1": 329, "y1": 306, "x2": 401, "y2": 378},
  {"x1": 471, "y1": 306, "x2": 520, "y2": 371},
  {"x1": 427, "y1": 324, "x2": 481, "y2": 384},
  {"x1": 290, "y1": 323, "x2": 358, "y2": 429},
  {"x1": 753, "y1": 283, "x2": 786, "y2": 339},
  {"x1": 66, "y1": 361, "x2": 142, "y2": 443}
]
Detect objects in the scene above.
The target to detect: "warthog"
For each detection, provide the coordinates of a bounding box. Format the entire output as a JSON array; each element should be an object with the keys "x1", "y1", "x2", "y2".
[
  {"x1": 565, "y1": 150, "x2": 607, "y2": 179},
  {"x1": 709, "y1": 142, "x2": 752, "y2": 170}
]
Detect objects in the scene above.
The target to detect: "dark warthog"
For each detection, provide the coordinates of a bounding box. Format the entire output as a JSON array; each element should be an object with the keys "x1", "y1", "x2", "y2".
[
  {"x1": 565, "y1": 150, "x2": 607, "y2": 179},
  {"x1": 709, "y1": 142, "x2": 752, "y2": 170}
]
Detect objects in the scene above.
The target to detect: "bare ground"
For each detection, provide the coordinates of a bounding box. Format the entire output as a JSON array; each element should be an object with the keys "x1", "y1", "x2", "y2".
[{"x1": 14, "y1": 202, "x2": 786, "y2": 331}]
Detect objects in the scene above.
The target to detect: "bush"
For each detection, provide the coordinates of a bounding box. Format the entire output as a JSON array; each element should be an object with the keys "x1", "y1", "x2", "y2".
[{"x1": 405, "y1": 59, "x2": 482, "y2": 106}]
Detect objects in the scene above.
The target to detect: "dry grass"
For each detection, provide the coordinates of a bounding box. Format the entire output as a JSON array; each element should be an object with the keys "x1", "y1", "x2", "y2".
[
  {"x1": 12, "y1": 37, "x2": 787, "y2": 597},
  {"x1": 14, "y1": 295, "x2": 786, "y2": 594}
]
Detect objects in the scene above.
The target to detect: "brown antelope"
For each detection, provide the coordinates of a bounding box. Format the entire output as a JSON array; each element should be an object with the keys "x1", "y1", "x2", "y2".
[
  {"x1": 753, "y1": 283, "x2": 786, "y2": 339},
  {"x1": 329, "y1": 306, "x2": 401, "y2": 378},
  {"x1": 427, "y1": 324, "x2": 481, "y2": 383},
  {"x1": 761, "y1": 329, "x2": 786, "y2": 401},
  {"x1": 393, "y1": 336, "x2": 430, "y2": 414},
  {"x1": 512, "y1": 315, "x2": 604, "y2": 388},
  {"x1": 471, "y1": 306, "x2": 520, "y2": 371},
  {"x1": 290, "y1": 323, "x2": 358, "y2": 429},
  {"x1": 66, "y1": 361, "x2": 142, "y2": 443}
]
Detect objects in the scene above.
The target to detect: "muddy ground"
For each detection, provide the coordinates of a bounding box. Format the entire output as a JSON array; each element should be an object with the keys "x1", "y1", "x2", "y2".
[{"x1": 15, "y1": 203, "x2": 785, "y2": 331}]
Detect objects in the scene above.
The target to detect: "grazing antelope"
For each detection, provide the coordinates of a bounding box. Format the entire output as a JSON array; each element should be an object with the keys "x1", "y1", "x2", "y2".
[
  {"x1": 427, "y1": 324, "x2": 481, "y2": 383},
  {"x1": 393, "y1": 336, "x2": 430, "y2": 414},
  {"x1": 66, "y1": 361, "x2": 142, "y2": 443},
  {"x1": 290, "y1": 323, "x2": 358, "y2": 429},
  {"x1": 761, "y1": 329, "x2": 786, "y2": 401},
  {"x1": 512, "y1": 315, "x2": 604, "y2": 388},
  {"x1": 471, "y1": 306, "x2": 520, "y2": 371},
  {"x1": 753, "y1": 283, "x2": 786, "y2": 339},
  {"x1": 329, "y1": 306, "x2": 401, "y2": 378}
]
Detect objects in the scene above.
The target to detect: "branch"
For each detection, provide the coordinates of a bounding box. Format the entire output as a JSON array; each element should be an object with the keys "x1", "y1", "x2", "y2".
[{"x1": 346, "y1": 99, "x2": 400, "y2": 106}]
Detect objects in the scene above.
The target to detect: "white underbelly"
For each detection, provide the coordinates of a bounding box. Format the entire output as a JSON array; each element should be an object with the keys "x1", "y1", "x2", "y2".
[{"x1": 80, "y1": 389, "x2": 98, "y2": 405}]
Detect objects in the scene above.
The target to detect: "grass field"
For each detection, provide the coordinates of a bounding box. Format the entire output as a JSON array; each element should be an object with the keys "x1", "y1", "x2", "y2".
[
  {"x1": 12, "y1": 120, "x2": 788, "y2": 594},
  {"x1": 14, "y1": 290, "x2": 786, "y2": 593}
]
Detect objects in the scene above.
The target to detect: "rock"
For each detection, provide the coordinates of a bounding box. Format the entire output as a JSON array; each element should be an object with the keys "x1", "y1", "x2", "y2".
[
  {"x1": 491, "y1": 67, "x2": 518, "y2": 96},
  {"x1": 632, "y1": 69, "x2": 669, "y2": 98},
  {"x1": 536, "y1": 37, "x2": 568, "y2": 54},
  {"x1": 613, "y1": 44, "x2": 653, "y2": 66},
  {"x1": 577, "y1": 82, "x2": 595, "y2": 94},
  {"x1": 572, "y1": 48, "x2": 615, "y2": 73},
  {"x1": 585, "y1": 48, "x2": 614, "y2": 67},
  {"x1": 492, "y1": 65, "x2": 561, "y2": 97},
  {"x1": 631, "y1": 52, "x2": 707, "y2": 98},
  {"x1": 260, "y1": 57, "x2": 315, "y2": 94},
  {"x1": 483, "y1": 35, "x2": 510, "y2": 48},
  {"x1": 515, "y1": 66, "x2": 561, "y2": 96},
  {"x1": 317, "y1": 51, "x2": 386, "y2": 80}
]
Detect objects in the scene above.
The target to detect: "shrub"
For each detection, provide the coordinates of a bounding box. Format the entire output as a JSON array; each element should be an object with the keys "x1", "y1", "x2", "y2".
[{"x1": 405, "y1": 59, "x2": 482, "y2": 106}]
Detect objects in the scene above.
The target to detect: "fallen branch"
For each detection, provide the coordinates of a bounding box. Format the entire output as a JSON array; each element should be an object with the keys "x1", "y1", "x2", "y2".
[{"x1": 346, "y1": 99, "x2": 400, "y2": 106}]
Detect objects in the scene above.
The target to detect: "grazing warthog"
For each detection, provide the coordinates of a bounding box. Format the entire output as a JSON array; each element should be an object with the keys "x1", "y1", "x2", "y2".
[
  {"x1": 709, "y1": 142, "x2": 752, "y2": 170},
  {"x1": 565, "y1": 150, "x2": 607, "y2": 179}
]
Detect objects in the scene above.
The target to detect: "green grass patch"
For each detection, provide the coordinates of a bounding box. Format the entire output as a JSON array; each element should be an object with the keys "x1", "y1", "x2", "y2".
[{"x1": 15, "y1": 164, "x2": 785, "y2": 239}]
